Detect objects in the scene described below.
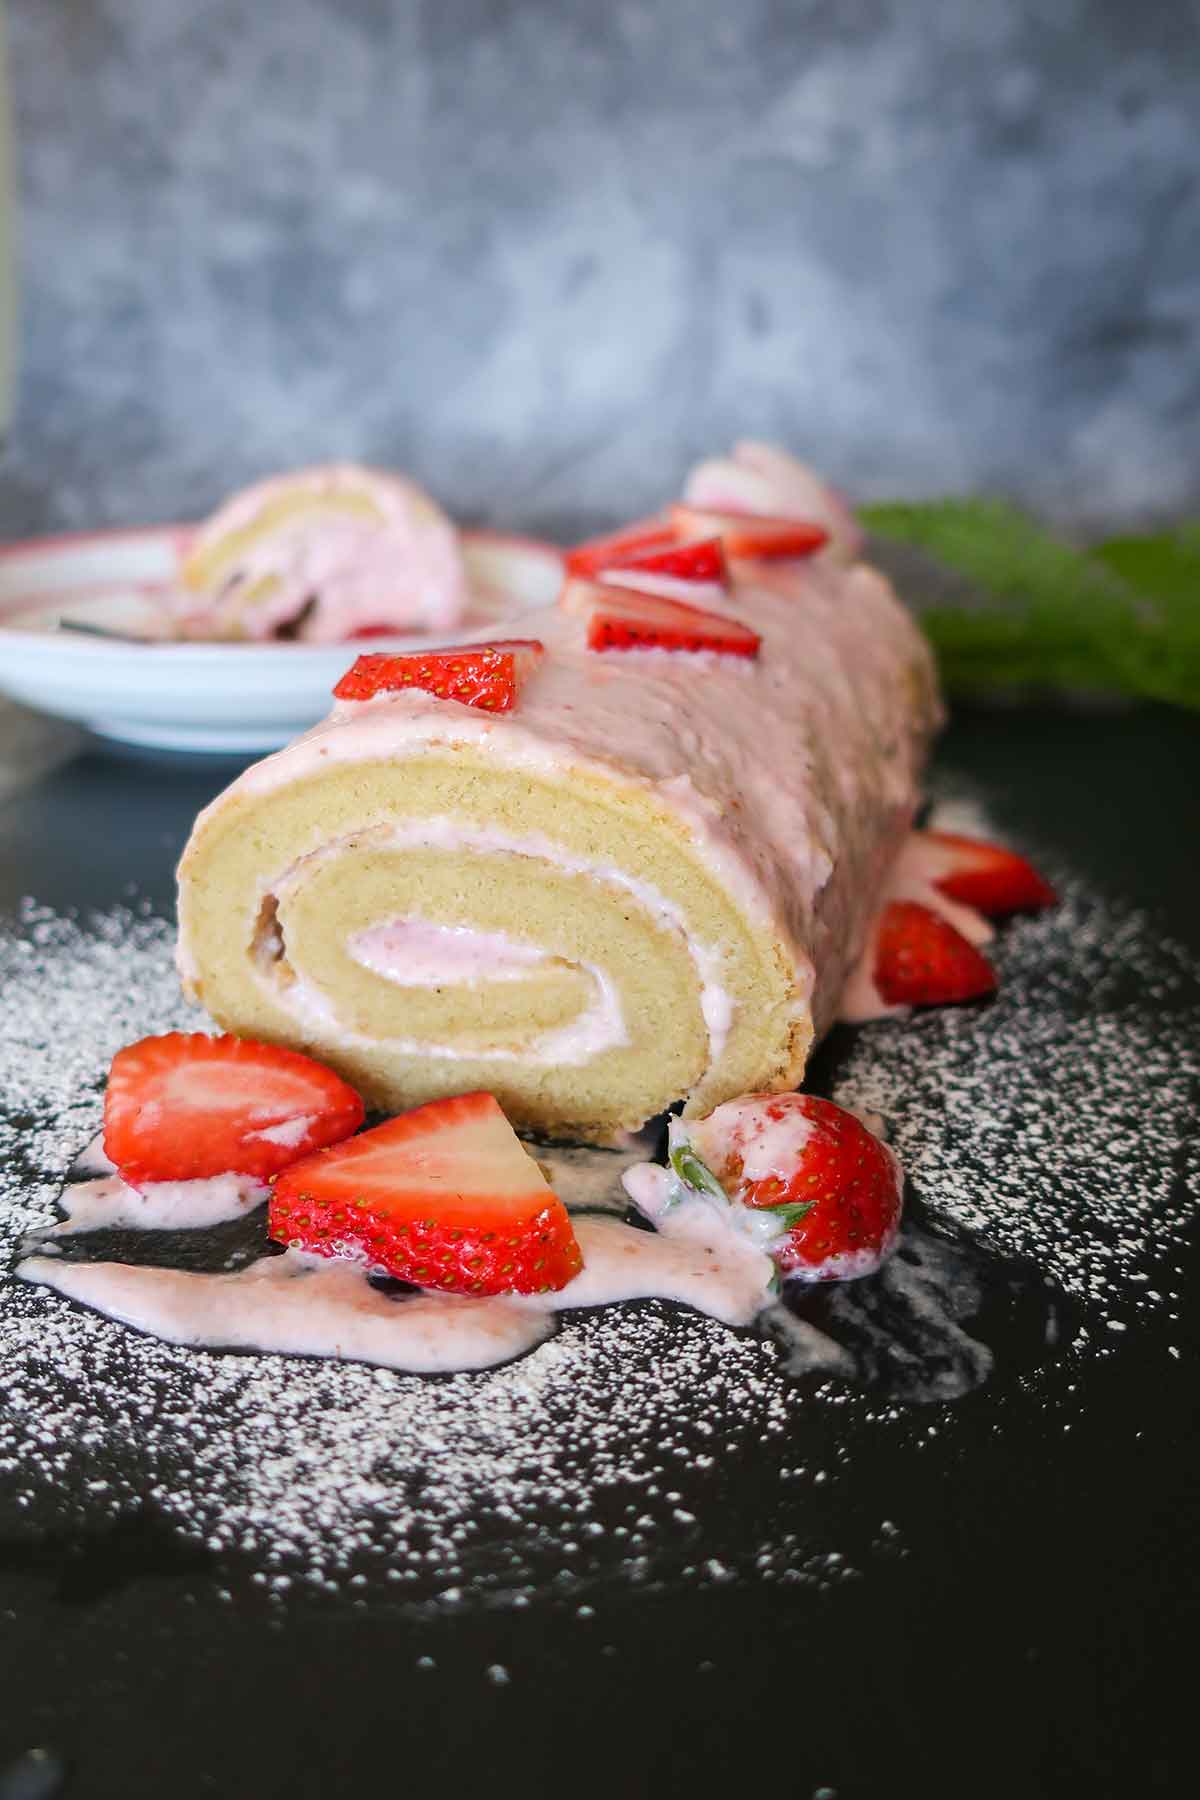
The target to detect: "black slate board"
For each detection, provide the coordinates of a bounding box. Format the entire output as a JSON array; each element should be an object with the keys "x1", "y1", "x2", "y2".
[{"x1": 0, "y1": 705, "x2": 1197, "y2": 1800}]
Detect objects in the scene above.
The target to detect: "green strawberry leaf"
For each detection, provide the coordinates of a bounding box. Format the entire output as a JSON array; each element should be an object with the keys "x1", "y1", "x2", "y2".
[
  {"x1": 668, "y1": 1142, "x2": 728, "y2": 1205},
  {"x1": 764, "y1": 1200, "x2": 816, "y2": 1229}
]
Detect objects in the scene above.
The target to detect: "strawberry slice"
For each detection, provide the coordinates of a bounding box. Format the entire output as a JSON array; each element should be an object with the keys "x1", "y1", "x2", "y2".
[
  {"x1": 606, "y1": 535, "x2": 729, "y2": 587},
  {"x1": 679, "y1": 1093, "x2": 903, "y2": 1281},
  {"x1": 564, "y1": 516, "x2": 677, "y2": 577},
  {"x1": 874, "y1": 900, "x2": 997, "y2": 1006},
  {"x1": 103, "y1": 1033, "x2": 365, "y2": 1186},
  {"x1": 560, "y1": 576, "x2": 760, "y2": 657},
  {"x1": 670, "y1": 503, "x2": 828, "y2": 560},
  {"x1": 269, "y1": 1091, "x2": 584, "y2": 1296},
  {"x1": 925, "y1": 831, "x2": 1058, "y2": 915},
  {"x1": 333, "y1": 639, "x2": 545, "y2": 709}
]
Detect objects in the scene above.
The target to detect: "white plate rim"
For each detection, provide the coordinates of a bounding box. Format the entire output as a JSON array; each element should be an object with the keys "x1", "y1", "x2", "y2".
[
  {"x1": 0, "y1": 522, "x2": 565, "y2": 656},
  {"x1": 0, "y1": 522, "x2": 567, "y2": 751}
]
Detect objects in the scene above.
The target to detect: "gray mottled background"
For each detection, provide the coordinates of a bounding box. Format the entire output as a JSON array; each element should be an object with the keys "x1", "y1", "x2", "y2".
[{"x1": 3, "y1": 0, "x2": 1198, "y2": 542}]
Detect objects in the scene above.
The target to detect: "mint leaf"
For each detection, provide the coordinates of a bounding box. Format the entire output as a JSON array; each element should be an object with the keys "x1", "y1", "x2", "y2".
[
  {"x1": 1092, "y1": 528, "x2": 1200, "y2": 710},
  {"x1": 1095, "y1": 524, "x2": 1200, "y2": 601},
  {"x1": 861, "y1": 499, "x2": 1200, "y2": 711},
  {"x1": 862, "y1": 498, "x2": 1124, "y2": 618},
  {"x1": 668, "y1": 1142, "x2": 728, "y2": 1204}
]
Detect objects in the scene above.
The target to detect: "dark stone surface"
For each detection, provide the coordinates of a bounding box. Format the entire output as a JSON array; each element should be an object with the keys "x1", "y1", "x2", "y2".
[
  {"x1": 0, "y1": 704, "x2": 1197, "y2": 1798},
  {"x1": 5, "y1": 0, "x2": 1200, "y2": 542}
]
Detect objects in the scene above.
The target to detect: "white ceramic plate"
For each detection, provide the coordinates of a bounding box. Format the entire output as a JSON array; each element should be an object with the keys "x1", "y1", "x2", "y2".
[{"x1": 0, "y1": 525, "x2": 565, "y2": 752}]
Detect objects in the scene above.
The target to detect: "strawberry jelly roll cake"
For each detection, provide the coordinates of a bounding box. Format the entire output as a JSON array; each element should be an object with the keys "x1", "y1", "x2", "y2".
[{"x1": 176, "y1": 455, "x2": 940, "y2": 1143}]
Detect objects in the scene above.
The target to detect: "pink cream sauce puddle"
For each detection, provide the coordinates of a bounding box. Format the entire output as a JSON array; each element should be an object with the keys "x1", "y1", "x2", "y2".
[{"x1": 18, "y1": 1184, "x2": 772, "y2": 1374}]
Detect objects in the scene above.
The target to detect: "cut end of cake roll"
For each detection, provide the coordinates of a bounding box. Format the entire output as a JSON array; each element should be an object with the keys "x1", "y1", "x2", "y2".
[
  {"x1": 177, "y1": 738, "x2": 815, "y2": 1145},
  {"x1": 176, "y1": 448, "x2": 940, "y2": 1145}
]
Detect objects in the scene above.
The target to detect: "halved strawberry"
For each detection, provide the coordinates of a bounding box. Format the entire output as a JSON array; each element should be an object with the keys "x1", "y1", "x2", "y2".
[
  {"x1": 606, "y1": 535, "x2": 729, "y2": 587},
  {"x1": 564, "y1": 516, "x2": 677, "y2": 577},
  {"x1": 680, "y1": 1093, "x2": 902, "y2": 1281},
  {"x1": 670, "y1": 502, "x2": 828, "y2": 560},
  {"x1": 874, "y1": 901, "x2": 997, "y2": 1006},
  {"x1": 103, "y1": 1033, "x2": 365, "y2": 1186},
  {"x1": 560, "y1": 576, "x2": 760, "y2": 657},
  {"x1": 333, "y1": 640, "x2": 545, "y2": 709},
  {"x1": 925, "y1": 831, "x2": 1058, "y2": 915},
  {"x1": 269, "y1": 1091, "x2": 583, "y2": 1296}
]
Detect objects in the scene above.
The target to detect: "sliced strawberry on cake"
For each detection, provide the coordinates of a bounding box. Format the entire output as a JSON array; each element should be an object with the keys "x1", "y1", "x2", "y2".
[
  {"x1": 564, "y1": 516, "x2": 677, "y2": 577},
  {"x1": 269, "y1": 1091, "x2": 584, "y2": 1296},
  {"x1": 924, "y1": 832, "x2": 1058, "y2": 915},
  {"x1": 670, "y1": 502, "x2": 828, "y2": 560},
  {"x1": 874, "y1": 900, "x2": 997, "y2": 1006},
  {"x1": 560, "y1": 576, "x2": 760, "y2": 657},
  {"x1": 597, "y1": 535, "x2": 732, "y2": 605},
  {"x1": 333, "y1": 640, "x2": 545, "y2": 710},
  {"x1": 103, "y1": 1033, "x2": 365, "y2": 1186},
  {"x1": 604, "y1": 535, "x2": 729, "y2": 587}
]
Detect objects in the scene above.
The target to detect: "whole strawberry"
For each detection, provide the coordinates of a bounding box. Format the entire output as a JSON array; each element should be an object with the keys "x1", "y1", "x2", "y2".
[{"x1": 676, "y1": 1092, "x2": 903, "y2": 1281}]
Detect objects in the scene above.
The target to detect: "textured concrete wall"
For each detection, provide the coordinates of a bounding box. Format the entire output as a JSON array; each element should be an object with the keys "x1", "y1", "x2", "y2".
[{"x1": 4, "y1": 0, "x2": 1198, "y2": 541}]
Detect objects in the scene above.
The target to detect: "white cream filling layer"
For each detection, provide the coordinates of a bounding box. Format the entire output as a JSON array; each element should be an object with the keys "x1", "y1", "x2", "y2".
[
  {"x1": 259, "y1": 816, "x2": 738, "y2": 1069},
  {"x1": 348, "y1": 918, "x2": 548, "y2": 987},
  {"x1": 282, "y1": 955, "x2": 629, "y2": 1068}
]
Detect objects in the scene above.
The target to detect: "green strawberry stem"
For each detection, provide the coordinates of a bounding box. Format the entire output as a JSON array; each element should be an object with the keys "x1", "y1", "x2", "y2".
[{"x1": 667, "y1": 1141, "x2": 728, "y2": 1205}]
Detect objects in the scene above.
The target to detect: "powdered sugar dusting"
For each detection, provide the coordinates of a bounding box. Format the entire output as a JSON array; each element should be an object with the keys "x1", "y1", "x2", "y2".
[
  {"x1": 829, "y1": 885, "x2": 1199, "y2": 1335},
  {"x1": 1, "y1": 837, "x2": 1198, "y2": 1604}
]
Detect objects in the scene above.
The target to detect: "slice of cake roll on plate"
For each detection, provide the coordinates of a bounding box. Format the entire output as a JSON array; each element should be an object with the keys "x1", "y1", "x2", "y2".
[
  {"x1": 176, "y1": 450, "x2": 941, "y2": 1144},
  {"x1": 174, "y1": 463, "x2": 468, "y2": 642}
]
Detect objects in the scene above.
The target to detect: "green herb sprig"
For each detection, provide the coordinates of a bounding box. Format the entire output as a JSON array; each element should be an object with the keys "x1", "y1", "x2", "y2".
[{"x1": 860, "y1": 500, "x2": 1200, "y2": 710}]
